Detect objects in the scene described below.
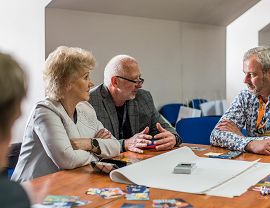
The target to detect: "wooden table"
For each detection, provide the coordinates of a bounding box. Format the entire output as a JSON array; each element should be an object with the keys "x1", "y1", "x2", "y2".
[{"x1": 24, "y1": 144, "x2": 270, "y2": 208}]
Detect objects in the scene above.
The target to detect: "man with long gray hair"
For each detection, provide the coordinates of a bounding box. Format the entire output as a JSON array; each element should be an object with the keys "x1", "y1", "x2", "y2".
[
  {"x1": 90, "y1": 55, "x2": 181, "y2": 153},
  {"x1": 211, "y1": 46, "x2": 270, "y2": 155}
]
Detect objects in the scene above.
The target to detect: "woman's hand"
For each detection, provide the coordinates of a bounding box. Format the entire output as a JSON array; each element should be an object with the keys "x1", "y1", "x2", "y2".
[{"x1": 95, "y1": 128, "x2": 112, "y2": 139}]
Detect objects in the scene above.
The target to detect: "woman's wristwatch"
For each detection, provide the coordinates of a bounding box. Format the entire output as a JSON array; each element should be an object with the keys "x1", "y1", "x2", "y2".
[{"x1": 90, "y1": 138, "x2": 101, "y2": 154}]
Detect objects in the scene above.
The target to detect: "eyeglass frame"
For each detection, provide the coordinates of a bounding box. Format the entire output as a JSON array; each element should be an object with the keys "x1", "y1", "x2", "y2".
[{"x1": 116, "y1": 76, "x2": 144, "y2": 85}]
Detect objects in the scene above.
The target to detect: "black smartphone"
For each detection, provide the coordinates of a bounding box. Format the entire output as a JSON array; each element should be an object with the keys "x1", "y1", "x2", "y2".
[{"x1": 90, "y1": 159, "x2": 127, "y2": 174}]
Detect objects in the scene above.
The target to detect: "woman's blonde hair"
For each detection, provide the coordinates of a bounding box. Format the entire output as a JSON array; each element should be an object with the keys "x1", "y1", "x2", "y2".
[{"x1": 44, "y1": 46, "x2": 95, "y2": 100}]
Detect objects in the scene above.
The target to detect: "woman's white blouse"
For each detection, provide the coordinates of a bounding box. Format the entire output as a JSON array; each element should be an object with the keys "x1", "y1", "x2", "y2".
[{"x1": 11, "y1": 99, "x2": 120, "y2": 182}]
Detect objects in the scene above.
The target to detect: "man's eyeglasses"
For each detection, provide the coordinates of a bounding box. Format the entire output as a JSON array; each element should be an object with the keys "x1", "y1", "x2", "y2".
[{"x1": 116, "y1": 76, "x2": 144, "y2": 85}]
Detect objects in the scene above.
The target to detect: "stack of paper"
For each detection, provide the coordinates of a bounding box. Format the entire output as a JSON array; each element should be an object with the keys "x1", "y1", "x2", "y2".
[{"x1": 110, "y1": 147, "x2": 270, "y2": 197}]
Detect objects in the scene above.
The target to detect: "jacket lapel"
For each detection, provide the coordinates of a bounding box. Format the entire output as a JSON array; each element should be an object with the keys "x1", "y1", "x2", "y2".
[{"x1": 100, "y1": 85, "x2": 120, "y2": 138}]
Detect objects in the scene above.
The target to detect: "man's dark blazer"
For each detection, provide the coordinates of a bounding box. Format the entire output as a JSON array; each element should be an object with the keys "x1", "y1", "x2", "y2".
[{"x1": 89, "y1": 84, "x2": 180, "y2": 151}]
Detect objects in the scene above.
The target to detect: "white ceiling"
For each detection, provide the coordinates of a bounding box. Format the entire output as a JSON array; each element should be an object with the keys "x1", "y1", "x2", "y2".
[{"x1": 47, "y1": 0, "x2": 260, "y2": 26}]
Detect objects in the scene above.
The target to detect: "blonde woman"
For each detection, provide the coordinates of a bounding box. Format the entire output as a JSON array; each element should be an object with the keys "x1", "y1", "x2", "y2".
[{"x1": 12, "y1": 46, "x2": 120, "y2": 182}]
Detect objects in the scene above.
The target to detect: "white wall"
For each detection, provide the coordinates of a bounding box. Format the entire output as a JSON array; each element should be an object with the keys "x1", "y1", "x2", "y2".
[
  {"x1": 46, "y1": 8, "x2": 226, "y2": 108},
  {"x1": 0, "y1": 0, "x2": 51, "y2": 142},
  {"x1": 181, "y1": 23, "x2": 226, "y2": 103},
  {"x1": 227, "y1": 0, "x2": 270, "y2": 103}
]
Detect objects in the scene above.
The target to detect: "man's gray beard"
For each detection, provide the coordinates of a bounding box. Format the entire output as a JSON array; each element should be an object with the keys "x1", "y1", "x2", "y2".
[{"x1": 128, "y1": 95, "x2": 136, "y2": 100}]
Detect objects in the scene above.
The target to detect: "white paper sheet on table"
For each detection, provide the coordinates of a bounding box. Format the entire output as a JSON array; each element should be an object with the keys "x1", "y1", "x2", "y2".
[{"x1": 110, "y1": 147, "x2": 270, "y2": 197}]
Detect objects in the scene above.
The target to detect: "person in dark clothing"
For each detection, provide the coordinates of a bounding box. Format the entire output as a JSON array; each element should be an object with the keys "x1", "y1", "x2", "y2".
[
  {"x1": 0, "y1": 52, "x2": 31, "y2": 207},
  {"x1": 90, "y1": 55, "x2": 181, "y2": 153}
]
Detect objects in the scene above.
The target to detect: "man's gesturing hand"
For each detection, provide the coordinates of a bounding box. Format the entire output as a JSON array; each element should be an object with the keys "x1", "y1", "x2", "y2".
[
  {"x1": 124, "y1": 127, "x2": 152, "y2": 153},
  {"x1": 154, "y1": 123, "x2": 176, "y2": 151}
]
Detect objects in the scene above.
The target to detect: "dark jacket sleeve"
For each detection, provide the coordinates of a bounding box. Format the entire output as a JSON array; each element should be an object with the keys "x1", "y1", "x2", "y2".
[{"x1": 137, "y1": 90, "x2": 182, "y2": 145}]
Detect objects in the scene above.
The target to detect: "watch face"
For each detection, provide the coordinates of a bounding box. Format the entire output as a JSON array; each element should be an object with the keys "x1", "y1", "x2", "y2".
[{"x1": 92, "y1": 139, "x2": 99, "y2": 148}]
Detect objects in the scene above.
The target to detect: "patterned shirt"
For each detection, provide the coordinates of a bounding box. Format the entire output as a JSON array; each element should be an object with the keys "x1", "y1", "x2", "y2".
[{"x1": 210, "y1": 90, "x2": 270, "y2": 151}]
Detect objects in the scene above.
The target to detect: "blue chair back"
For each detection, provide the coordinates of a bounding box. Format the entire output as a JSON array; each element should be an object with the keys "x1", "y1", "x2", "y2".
[
  {"x1": 159, "y1": 103, "x2": 185, "y2": 126},
  {"x1": 188, "y1": 99, "x2": 208, "y2": 110},
  {"x1": 175, "y1": 116, "x2": 221, "y2": 145}
]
